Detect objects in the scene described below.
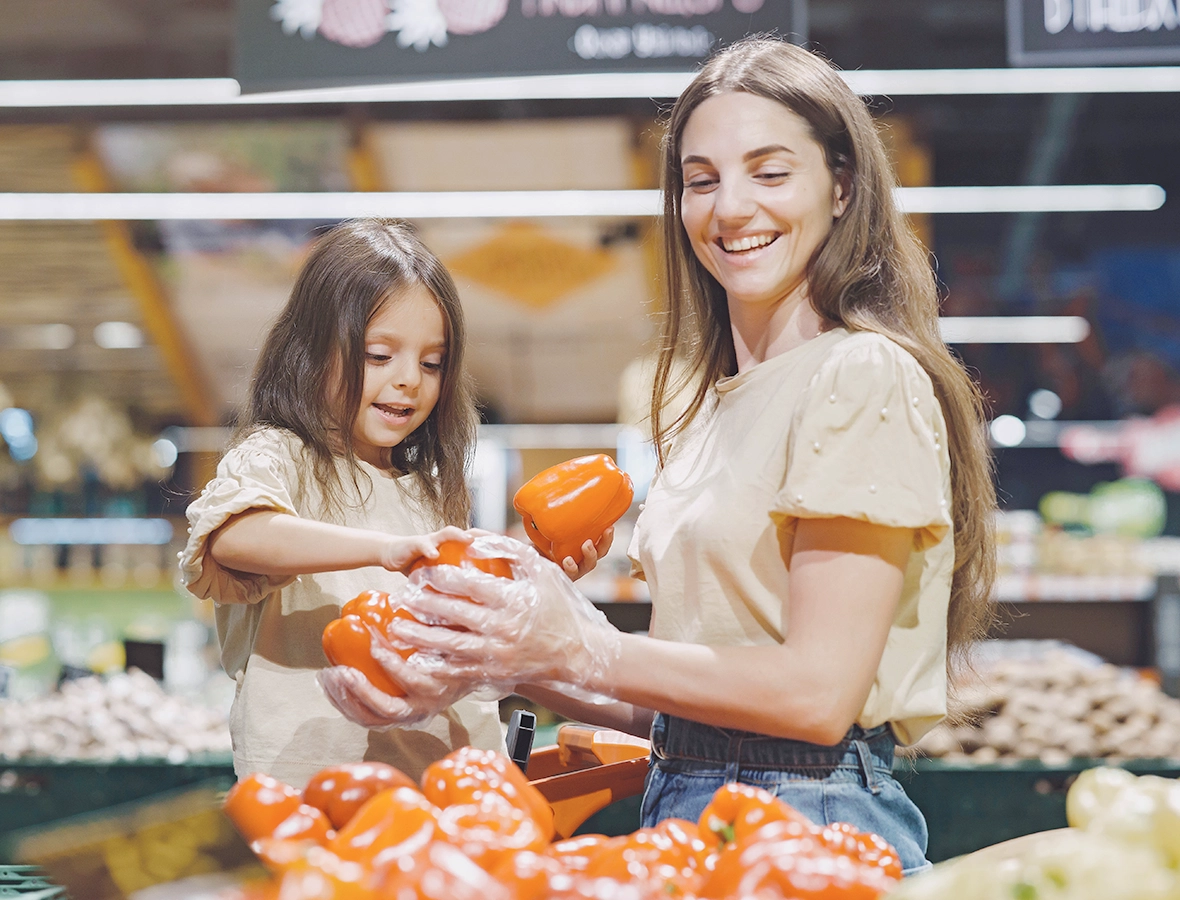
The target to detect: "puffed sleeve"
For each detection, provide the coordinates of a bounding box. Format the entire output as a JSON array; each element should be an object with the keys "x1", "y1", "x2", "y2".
[
  {"x1": 179, "y1": 431, "x2": 301, "y2": 605},
  {"x1": 770, "y1": 335, "x2": 952, "y2": 554}
]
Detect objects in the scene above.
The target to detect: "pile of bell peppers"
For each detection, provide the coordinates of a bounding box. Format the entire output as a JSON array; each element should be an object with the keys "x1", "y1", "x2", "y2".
[
  {"x1": 221, "y1": 748, "x2": 902, "y2": 900},
  {"x1": 513, "y1": 454, "x2": 634, "y2": 567},
  {"x1": 321, "y1": 542, "x2": 514, "y2": 697}
]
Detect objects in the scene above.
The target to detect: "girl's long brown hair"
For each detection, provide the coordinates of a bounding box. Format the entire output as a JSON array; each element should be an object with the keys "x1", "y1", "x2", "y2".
[
  {"x1": 653, "y1": 38, "x2": 996, "y2": 670},
  {"x1": 240, "y1": 218, "x2": 476, "y2": 526}
]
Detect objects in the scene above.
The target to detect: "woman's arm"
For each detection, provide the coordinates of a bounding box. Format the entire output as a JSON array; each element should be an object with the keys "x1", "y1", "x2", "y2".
[
  {"x1": 514, "y1": 683, "x2": 655, "y2": 739},
  {"x1": 590, "y1": 517, "x2": 911, "y2": 745},
  {"x1": 207, "y1": 509, "x2": 470, "y2": 577}
]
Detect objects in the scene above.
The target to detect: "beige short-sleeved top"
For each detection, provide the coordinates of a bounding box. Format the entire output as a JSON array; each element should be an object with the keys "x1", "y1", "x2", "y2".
[
  {"x1": 180, "y1": 427, "x2": 504, "y2": 787},
  {"x1": 628, "y1": 329, "x2": 954, "y2": 745}
]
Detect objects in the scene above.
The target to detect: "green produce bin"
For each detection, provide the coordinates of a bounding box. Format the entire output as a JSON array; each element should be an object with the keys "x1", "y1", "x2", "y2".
[
  {"x1": 0, "y1": 756, "x2": 235, "y2": 848},
  {"x1": 898, "y1": 757, "x2": 1180, "y2": 862}
]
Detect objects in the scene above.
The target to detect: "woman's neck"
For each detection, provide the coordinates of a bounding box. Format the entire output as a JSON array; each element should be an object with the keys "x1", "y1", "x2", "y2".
[{"x1": 729, "y1": 285, "x2": 830, "y2": 373}]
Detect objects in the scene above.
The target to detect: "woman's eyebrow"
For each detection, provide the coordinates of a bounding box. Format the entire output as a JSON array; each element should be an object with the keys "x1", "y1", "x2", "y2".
[{"x1": 743, "y1": 143, "x2": 794, "y2": 161}]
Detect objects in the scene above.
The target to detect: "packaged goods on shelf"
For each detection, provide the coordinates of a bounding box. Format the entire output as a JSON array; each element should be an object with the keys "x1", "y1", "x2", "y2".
[
  {"x1": 0, "y1": 669, "x2": 231, "y2": 763},
  {"x1": 908, "y1": 646, "x2": 1180, "y2": 763}
]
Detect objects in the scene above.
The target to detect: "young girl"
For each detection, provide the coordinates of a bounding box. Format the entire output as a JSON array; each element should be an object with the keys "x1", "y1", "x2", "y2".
[{"x1": 179, "y1": 218, "x2": 504, "y2": 788}]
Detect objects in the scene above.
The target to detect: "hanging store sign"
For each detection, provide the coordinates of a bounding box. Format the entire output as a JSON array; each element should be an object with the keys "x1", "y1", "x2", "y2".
[
  {"x1": 235, "y1": 0, "x2": 806, "y2": 91},
  {"x1": 1008, "y1": 0, "x2": 1180, "y2": 65}
]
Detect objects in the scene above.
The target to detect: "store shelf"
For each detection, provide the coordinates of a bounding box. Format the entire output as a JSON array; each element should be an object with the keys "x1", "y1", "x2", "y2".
[{"x1": 994, "y1": 572, "x2": 1156, "y2": 602}]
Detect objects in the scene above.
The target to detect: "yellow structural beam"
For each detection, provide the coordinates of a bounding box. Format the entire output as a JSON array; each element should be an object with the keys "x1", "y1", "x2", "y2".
[
  {"x1": 72, "y1": 143, "x2": 220, "y2": 492},
  {"x1": 347, "y1": 121, "x2": 385, "y2": 193}
]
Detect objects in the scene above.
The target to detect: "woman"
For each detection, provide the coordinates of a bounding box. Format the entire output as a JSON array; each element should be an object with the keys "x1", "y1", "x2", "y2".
[{"x1": 327, "y1": 37, "x2": 996, "y2": 875}]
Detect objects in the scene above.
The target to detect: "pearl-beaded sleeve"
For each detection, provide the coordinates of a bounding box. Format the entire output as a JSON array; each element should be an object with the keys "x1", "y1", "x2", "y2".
[
  {"x1": 770, "y1": 334, "x2": 953, "y2": 554},
  {"x1": 180, "y1": 429, "x2": 301, "y2": 605}
]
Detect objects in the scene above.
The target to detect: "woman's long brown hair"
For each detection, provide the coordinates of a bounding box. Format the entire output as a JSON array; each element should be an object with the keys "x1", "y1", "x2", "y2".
[
  {"x1": 239, "y1": 218, "x2": 476, "y2": 526},
  {"x1": 653, "y1": 38, "x2": 997, "y2": 671}
]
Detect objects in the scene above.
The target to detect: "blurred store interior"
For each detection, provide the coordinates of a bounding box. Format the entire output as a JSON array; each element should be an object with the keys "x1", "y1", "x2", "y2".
[{"x1": 2, "y1": 0, "x2": 1180, "y2": 878}]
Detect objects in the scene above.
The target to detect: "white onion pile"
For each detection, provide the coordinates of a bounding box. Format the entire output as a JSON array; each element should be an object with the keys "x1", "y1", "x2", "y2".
[
  {"x1": 0, "y1": 669, "x2": 232, "y2": 763},
  {"x1": 912, "y1": 649, "x2": 1180, "y2": 764}
]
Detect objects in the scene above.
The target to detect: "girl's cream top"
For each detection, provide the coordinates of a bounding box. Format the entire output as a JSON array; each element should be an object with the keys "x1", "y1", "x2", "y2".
[
  {"x1": 180, "y1": 427, "x2": 504, "y2": 787},
  {"x1": 628, "y1": 329, "x2": 954, "y2": 745}
]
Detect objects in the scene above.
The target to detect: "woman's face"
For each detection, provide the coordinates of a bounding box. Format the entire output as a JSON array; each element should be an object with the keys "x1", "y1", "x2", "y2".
[
  {"x1": 679, "y1": 91, "x2": 847, "y2": 312},
  {"x1": 351, "y1": 283, "x2": 445, "y2": 468}
]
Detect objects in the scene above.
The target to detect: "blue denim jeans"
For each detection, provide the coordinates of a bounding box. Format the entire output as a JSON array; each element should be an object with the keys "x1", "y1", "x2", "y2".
[{"x1": 640, "y1": 713, "x2": 932, "y2": 876}]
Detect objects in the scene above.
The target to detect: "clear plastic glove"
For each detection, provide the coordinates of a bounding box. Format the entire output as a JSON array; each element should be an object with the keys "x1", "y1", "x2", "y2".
[
  {"x1": 391, "y1": 533, "x2": 623, "y2": 701},
  {"x1": 317, "y1": 637, "x2": 480, "y2": 730}
]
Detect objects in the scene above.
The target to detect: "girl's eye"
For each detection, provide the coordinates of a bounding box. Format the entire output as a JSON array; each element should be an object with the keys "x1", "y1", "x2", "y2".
[
  {"x1": 366, "y1": 353, "x2": 391, "y2": 364},
  {"x1": 422, "y1": 361, "x2": 443, "y2": 372}
]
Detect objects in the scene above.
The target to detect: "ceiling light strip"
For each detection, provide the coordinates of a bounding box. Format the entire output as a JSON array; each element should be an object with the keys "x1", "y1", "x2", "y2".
[
  {"x1": 0, "y1": 185, "x2": 1162, "y2": 220},
  {"x1": 939, "y1": 316, "x2": 1091, "y2": 344},
  {"x1": 3, "y1": 66, "x2": 1180, "y2": 108}
]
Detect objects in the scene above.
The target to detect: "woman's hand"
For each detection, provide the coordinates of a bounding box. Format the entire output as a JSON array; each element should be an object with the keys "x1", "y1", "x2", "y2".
[
  {"x1": 380, "y1": 526, "x2": 472, "y2": 574},
  {"x1": 390, "y1": 535, "x2": 623, "y2": 696},
  {"x1": 560, "y1": 527, "x2": 614, "y2": 580}
]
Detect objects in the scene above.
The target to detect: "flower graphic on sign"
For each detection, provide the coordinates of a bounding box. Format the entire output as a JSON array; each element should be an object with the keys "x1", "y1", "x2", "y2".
[{"x1": 270, "y1": 0, "x2": 509, "y2": 51}]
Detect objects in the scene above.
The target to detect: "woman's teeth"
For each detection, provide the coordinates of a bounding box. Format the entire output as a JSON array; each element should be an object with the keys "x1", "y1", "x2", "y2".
[{"x1": 721, "y1": 234, "x2": 777, "y2": 253}]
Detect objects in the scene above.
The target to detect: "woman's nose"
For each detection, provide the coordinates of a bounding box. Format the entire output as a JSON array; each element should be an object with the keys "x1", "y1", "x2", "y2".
[{"x1": 712, "y1": 178, "x2": 755, "y2": 224}]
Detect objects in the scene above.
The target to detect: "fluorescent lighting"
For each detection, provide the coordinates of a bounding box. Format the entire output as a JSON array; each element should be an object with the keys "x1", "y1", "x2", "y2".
[
  {"x1": 0, "y1": 186, "x2": 1163, "y2": 221},
  {"x1": 93, "y1": 321, "x2": 145, "y2": 349},
  {"x1": 2, "y1": 67, "x2": 1180, "y2": 108},
  {"x1": 9, "y1": 518, "x2": 174, "y2": 546},
  {"x1": 0, "y1": 323, "x2": 76, "y2": 349},
  {"x1": 0, "y1": 190, "x2": 661, "y2": 220},
  {"x1": 841, "y1": 66, "x2": 1180, "y2": 96},
  {"x1": 990, "y1": 415, "x2": 1028, "y2": 448},
  {"x1": 897, "y1": 184, "x2": 1165, "y2": 214},
  {"x1": 940, "y1": 316, "x2": 1091, "y2": 344}
]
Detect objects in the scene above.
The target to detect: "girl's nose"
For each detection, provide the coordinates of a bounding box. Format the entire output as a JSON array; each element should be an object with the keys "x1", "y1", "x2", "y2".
[{"x1": 393, "y1": 360, "x2": 420, "y2": 392}]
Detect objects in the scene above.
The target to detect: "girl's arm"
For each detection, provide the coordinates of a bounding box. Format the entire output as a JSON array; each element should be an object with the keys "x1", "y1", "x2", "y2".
[
  {"x1": 514, "y1": 683, "x2": 655, "y2": 739},
  {"x1": 207, "y1": 509, "x2": 470, "y2": 576}
]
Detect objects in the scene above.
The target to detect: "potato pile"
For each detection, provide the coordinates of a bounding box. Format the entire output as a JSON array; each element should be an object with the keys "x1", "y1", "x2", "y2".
[
  {"x1": 0, "y1": 669, "x2": 232, "y2": 762},
  {"x1": 910, "y1": 649, "x2": 1180, "y2": 763}
]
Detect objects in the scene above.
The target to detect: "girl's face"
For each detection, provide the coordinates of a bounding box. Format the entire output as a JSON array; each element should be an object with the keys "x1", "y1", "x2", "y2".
[
  {"x1": 352, "y1": 283, "x2": 446, "y2": 468},
  {"x1": 679, "y1": 92, "x2": 848, "y2": 313}
]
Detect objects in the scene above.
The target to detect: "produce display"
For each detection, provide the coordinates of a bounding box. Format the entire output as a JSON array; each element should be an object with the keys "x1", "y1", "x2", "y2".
[
  {"x1": 0, "y1": 668, "x2": 231, "y2": 762},
  {"x1": 909, "y1": 649, "x2": 1180, "y2": 763},
  {"x1": 321, "y1": 542, "x2": 514, "y2": 697},
  {"x1": 891, "y1": 767, "x2": 1180, "y2": 899},
  {"x1": 221, "y1": 746, "x2": 903, "y2": 899},
  {"x1": 513, "y1": 454, "x2": 635, "y2": 567}
]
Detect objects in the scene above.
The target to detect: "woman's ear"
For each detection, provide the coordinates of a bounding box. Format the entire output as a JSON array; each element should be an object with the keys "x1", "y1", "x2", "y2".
[{"x1": 831, "y1": 171, "x2": 852, "y2": 220}]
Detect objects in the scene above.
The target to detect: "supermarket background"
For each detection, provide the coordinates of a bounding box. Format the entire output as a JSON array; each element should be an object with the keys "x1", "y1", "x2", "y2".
[{"x1": 3, "y1": 0, "x2": 1180, "y2": 894}]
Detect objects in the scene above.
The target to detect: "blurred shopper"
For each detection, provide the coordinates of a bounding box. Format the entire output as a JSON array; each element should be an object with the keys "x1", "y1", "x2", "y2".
[
  {"x1": 179, "y1": 219, "x2": 504, "y2": 786},
  {"x1": 331, "y1": 40, "x2": 998, "y2": 875}
]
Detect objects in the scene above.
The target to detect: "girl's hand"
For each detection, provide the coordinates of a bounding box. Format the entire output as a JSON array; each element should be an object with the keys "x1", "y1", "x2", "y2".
[
  {"x1": 380, "y1": 526, "x2": 472, "y2": 574},
  {"x1": 318, "y1": 639, "x2": 478, "y2": 729},
  {"x1": 560, "y1": 527, "x2": 614, "y2": 581}
]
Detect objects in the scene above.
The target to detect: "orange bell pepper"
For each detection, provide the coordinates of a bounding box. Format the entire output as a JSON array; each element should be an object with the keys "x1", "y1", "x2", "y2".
[
  {"x1": 698, "y1": 783, "x2": 813, "y2": 852},
  {"x1": 409, "y1": 539, "x2": 515, "y2": 580},
  {"x1": 512, "y1": 454, "x2": 634, "y2": 566},
  {"x1": 303, "y1": 762, "x2": 420, "y2": 830},
  {"x1": 374, "y1": 840, "x2": 513, "y2": 900},
  {"x1": 327, "y1": 786, "x2": 440, "y2": 869},
  {"x1": 223, "y1": 772, "x2": 306, "y2": 845},
  {"x1": 421, "y1": 746, "x2": 555, "y2": 842},
  {"x1": 545, "y1": 834, "x2": 622, "y2": 873},
  {"x1": 272, "y1": 847, "x2": 377, "y2": 900},
  {"x1": 321, "y1": 614, "x2": 408, "y2": 697},
  {"x1": 583, "y1": 824, "x2": 704, "y2": 896},
  {"x1": 436, "y1": 793, "x2": 550, "y2": 872},
  {"x1": 490, "y1": 849, "x2": 570, "y2": 900}
]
